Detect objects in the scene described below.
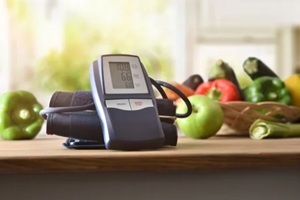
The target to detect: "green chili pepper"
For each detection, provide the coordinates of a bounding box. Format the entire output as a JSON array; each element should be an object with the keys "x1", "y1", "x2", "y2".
[
  {"x1": 243, "y1": 76, "x2": 292, "y2": 105},
  {"x1": 0, "y1": 90, "x2": 44, "y2": 140}
]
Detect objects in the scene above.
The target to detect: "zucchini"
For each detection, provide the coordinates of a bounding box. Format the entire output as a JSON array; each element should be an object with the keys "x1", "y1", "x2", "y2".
[
  {"x1": 208, "y1": 59, "x2": 244, "y2": 100},
  {"x1": 243, "y1": 57, "x2": 278, "y2": 80},
  {"x1": 182, "y1": 74, "x2": 203, "y2": 90}
]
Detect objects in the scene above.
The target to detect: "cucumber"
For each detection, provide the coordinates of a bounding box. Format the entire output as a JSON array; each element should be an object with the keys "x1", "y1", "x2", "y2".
[
  {"x1": 208, "y1": 59, "x2": 244, "y2": 100},
  {"x1": 243, "y1": 57, "x2": 278, "y2": 80}
]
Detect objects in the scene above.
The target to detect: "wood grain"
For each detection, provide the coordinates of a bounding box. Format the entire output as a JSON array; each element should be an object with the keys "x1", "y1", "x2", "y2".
[{"x1": 0, "y1": 134, "x2": 299, "y2": 173}]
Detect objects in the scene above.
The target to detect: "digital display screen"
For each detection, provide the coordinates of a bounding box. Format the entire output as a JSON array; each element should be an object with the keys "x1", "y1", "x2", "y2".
[{"x1": 109, "y1": 62, "x2": 134, "y2": 89}]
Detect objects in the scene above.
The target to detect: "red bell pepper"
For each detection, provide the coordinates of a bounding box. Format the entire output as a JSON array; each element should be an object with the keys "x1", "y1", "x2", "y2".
[{"x1": 195, "y1": 79, "x2": 241, "y2": 102}]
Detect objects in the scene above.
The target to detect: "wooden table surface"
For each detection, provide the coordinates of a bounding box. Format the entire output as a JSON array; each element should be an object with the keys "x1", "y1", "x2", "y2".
[{"x1": 0, "y1": 134, "x2": 299, "y2": 173}]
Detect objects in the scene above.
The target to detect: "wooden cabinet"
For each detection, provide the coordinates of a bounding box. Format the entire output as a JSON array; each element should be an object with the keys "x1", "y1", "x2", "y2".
[
  {"x1": 0, "y1": 134, "x2": 299, "y2": 173},
  {"x1": 0, "y1": 135, "x2": 299, "y2": 200}
]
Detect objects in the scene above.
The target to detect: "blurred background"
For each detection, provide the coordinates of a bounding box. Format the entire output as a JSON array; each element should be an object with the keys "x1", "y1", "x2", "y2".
[{"x1": 1, "y1": 0, "x2": 300, "y2": 105}]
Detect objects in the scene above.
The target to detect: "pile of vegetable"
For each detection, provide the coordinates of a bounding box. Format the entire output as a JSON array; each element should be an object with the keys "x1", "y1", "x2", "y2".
[
  {"x1": 165, "y1": 57, "x2": 300, "y2": 139},
  {"x1": 1, "y1": 57, "x2": 300, "y2": 141}
]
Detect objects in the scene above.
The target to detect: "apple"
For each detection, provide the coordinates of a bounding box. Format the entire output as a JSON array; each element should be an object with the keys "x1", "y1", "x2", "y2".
[{"x1": 176, "y1": 95, "x2": 224, "y2": 139}]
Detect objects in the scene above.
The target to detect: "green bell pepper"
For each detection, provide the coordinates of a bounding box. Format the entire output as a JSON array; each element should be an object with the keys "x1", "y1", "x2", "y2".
[
  {"x1": 0, "y1": 90, "x2": 44, "y2": 140},
  {"x1": 243, "y1": 76, "x2": 292, "y2": 105}
]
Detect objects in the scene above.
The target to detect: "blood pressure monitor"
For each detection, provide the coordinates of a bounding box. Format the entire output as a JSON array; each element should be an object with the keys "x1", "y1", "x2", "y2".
[{"x1": 90, "y1": 54, "x2": 165, "y2": 150}]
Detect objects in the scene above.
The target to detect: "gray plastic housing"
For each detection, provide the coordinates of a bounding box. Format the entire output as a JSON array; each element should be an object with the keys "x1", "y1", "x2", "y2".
[{"x1": 90, "y1": 54, "x2": 165, "y2": 150}]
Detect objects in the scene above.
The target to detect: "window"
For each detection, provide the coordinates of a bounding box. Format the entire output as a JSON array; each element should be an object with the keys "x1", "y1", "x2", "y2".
[
  {"x1": 2, "y1": 0, "x2": 183, "y2": 104},
  {"x1": 0, "y1": 1, "x2": 10, "y2": 91},
  {"x1": 182, "y1": 0, "x2": 300, "y2": 86}
]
